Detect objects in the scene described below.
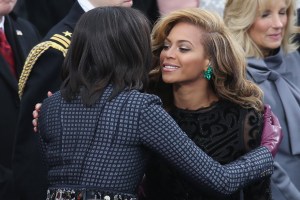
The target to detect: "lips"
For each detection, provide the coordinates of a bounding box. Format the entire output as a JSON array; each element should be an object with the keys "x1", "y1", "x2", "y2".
[
  {"x1": 268, "y1": 33, "x2": 282, "y2": 40},
  {"x1": 162, "y1": 64, "x2": 179, "y2": 72}
]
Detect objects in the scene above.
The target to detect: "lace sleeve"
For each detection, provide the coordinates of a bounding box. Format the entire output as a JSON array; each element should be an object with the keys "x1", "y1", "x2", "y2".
[
  {"x1": 242, "y1": 109, "x2": 272, "y2": 200},
  {"x1": 243, "y1": 109, "x2": 263, "y2": 152}
]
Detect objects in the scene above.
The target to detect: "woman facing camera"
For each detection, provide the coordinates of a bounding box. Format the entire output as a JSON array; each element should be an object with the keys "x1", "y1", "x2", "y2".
[{"x1": 141, "y1": 8, "x2": 273, "y2": 200}]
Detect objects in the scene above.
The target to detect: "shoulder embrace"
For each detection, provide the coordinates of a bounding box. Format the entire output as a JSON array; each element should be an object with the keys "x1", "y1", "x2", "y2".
[{"x1": 128, "y1": 90, "x2": 162, "y2": 107}]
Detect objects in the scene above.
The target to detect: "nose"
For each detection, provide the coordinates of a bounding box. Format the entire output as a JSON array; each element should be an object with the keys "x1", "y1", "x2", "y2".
[
  {"x1": 164, "y1": 46, "x2": 176, "y2": 58},
  {"x1": 272, "y1": 14, "x2": 284, "y2": 28}
]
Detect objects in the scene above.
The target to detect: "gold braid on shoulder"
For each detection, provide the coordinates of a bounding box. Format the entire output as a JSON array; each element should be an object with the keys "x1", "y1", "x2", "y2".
[{"x1": 18, "y1": 32, "x2": 71, "y2": 98}]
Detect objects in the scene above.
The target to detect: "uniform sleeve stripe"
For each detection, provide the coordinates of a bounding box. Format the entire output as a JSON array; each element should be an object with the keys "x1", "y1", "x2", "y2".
[{"x1": 51, "y1": 34, "x2": 71, "y2": 48}]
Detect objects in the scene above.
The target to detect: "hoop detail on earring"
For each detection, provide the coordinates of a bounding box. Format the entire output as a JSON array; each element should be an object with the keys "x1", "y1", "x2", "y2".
[{"x1": 203, "y1": 66, "x2": 213, "y2": 80}]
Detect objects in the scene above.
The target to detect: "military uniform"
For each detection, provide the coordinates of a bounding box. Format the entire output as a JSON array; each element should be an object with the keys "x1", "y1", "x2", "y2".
[
  {"x1": 0, "y1": 12, "x2": 40, "y2": 200},
  {"x1": 13, "y1": 2, "x2": 83, "y2": 200}
]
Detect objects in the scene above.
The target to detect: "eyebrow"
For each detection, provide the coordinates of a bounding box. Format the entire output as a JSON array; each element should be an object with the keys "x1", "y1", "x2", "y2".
[{"x1": 165, "y1": 37, "x2": 194, "y2": 46}]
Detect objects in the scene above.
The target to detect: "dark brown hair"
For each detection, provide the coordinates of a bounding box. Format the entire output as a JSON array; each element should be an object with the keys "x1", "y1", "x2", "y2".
[{"x1": 61, "y1": 7, "x2": 152, "y2": 106}]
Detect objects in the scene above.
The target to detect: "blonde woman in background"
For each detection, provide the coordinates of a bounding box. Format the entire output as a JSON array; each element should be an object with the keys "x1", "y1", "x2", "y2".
[{"x1": 224, "y1": 0, "x2": 300, "y2": 199}]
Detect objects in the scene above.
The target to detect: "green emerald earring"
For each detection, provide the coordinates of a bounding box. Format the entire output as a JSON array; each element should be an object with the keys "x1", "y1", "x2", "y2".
[{"x1": 203, "y1": 65, "x2": 213, "y2": 80}]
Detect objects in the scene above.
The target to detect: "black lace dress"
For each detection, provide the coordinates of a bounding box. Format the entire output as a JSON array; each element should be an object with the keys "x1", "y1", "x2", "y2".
[{"x1": 142, "y1": 100, "x2": 271, "y2": 200}]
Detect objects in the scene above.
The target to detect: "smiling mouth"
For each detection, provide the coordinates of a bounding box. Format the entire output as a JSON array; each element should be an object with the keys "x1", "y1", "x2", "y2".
[
  {"x1": 268, "y1": 34, "x2": 282, "y2": 40},
  {"x1": 164, "y1": 65, "x2": 178, "y2": 69},
  {"x1": 162, "y1": 65, "x2": 179, "y2": 72}
]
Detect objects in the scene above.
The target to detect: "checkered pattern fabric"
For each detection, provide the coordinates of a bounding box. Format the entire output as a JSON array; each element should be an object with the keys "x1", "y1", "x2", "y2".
[{"x1": 39, "y1": 85, "x2": 273, "y2": 195}]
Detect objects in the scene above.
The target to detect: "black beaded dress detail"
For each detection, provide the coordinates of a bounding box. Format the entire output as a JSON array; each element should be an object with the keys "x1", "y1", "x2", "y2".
[{"x1": 143, "y1": 100, "x2": 271, "y2": 200}]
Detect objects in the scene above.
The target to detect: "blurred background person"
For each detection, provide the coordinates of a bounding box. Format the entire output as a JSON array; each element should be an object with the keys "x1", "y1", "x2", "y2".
[
  {"x1": 0, "y1": 0, "x2": 40, "y2": 199},
  {"x1": 224, "y1": 0, "x2": 300, "y2": 199},
  {"x1": 156, "y1": 0, "x2": 199, "y2": 15},
  {"x1": 200, "y1": 0, "x2": 225, "y2": 16}
]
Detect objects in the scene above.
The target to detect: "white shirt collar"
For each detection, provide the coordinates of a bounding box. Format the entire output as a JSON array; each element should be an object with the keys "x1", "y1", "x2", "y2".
[
  {"x1": 77, "y1": 0, "x2": 95, "y2": 12},
  {"x1": 0, "y1": 16, "x2": 5, "y2": 30}
]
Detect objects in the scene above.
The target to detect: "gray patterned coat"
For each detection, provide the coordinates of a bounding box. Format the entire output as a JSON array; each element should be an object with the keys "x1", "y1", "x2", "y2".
[{"x1": 39, "y1": 85, "x2": 273, "y2": 196}]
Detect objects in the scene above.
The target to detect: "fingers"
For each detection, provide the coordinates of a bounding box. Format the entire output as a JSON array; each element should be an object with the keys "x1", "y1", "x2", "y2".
[
  {"x1": 33, "y1": 103, "x2": 41, "y2": 133},
  {"x1": 35, "y1": 103, "x2": 42, "y2": 111},
  {"x1": 33, "y1": 103, "x2": 41, "y2": 119},
  {"x1": 263, "y1": 104, "x2": 273, "y2": 125},
  {"x1": 47, "y1": 91, "x2": 53, "y2": 97},
  {"x1": 263, "y1": 104, "x2": 271, "y2": 117},
  {"x1": 32, "y1": 91, "x2": 53, "y2": 133},
  {"x1": 32, "y1": 119, "x2": 38, "y2": 132},
  {"x1": 33, "y1": 110, "x2": 39, "y2": 119}
]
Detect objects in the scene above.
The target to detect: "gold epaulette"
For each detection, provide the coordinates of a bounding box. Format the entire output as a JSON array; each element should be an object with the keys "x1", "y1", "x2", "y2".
[{"x1": 18, "y1": 31, "x2": 72, "y2": 98}]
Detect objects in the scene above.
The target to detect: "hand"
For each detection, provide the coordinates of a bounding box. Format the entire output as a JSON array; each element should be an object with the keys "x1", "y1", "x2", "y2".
[
  {"x1": 32, "y1": 103, "x2": 41, "y2": 132},
  {"x1": 32, "y1": 91, "x2": 53, "y2": 132},
  {"x1": 261, "y1": 104, "x2": 283, "y2": 157}
]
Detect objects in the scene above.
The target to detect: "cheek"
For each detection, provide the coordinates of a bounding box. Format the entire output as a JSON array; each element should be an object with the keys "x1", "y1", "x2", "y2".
[
  {"x1": 282, "y1": 17, "x2": 288, "y2": 29},
  {"x1": 249, "y1": 23, "x2": 265, "y2": 42},
  {"x1": 159, "y1": 52, "x2": 166, "y2": 64},
  {"x1": 253, "y1": 23, "x2": 265, "y2": 33},
  {"x1": 0, "y1": 4, "x2": 14, "y2": 15},
  {"x1": 185, "y1": 55, "x2": 208, "y2": 69}
]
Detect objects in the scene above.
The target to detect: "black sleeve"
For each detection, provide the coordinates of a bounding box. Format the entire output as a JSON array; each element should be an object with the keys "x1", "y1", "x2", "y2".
[
  {"x1": 242, "y1": 109, "x2": 272, "y2": 200},
  {"x1": 138, "y1": 95, "x2": 274, "y2": 196}
]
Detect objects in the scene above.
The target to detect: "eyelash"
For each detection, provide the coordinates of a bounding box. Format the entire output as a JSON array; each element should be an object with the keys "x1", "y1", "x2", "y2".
[
  {"x1": 261, "y1": 11, "x2": 287, "y2": 18},
  {"x1": 279, "y1": 11, "x2": 287, "y2": 15},
  {"x1": 162, "y1": 44, "x2": 190, "y2": 52},
  {"x1": 162, "y1": 44, "x2": 170, "y2": 50},
  {"x1": 179, "y1": 48, "x2": 190, "y2": 52}
]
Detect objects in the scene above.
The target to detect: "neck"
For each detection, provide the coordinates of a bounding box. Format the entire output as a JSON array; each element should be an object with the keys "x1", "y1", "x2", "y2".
[{"x1": 172, "y1": 82, "x2": 219, "y2": 110}]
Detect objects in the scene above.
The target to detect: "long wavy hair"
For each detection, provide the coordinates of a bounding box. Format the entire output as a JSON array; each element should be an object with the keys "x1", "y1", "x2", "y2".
[
  {"x1": 61, "y1": 7, "x2": 152, "y2": 106},
  {"x1": 150, "y1": 8, "x2": 264, "y2": 112},
  {"x1": 224, "y1": 0, "x2": 299, "y2": 58}
]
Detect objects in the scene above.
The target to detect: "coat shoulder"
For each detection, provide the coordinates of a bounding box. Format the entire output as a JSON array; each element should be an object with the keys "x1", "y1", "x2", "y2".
[{"x1": 18, "y1": 30, "x2": 72, "y2": 98}]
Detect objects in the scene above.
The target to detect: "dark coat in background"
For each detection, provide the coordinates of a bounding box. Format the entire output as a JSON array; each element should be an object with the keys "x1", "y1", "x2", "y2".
[
  {"x1": 133, "y1": 0, "x2": 159, "y2": 25},
  {"x1": 13, "y1": 2, "x2": 83, "y2": 200},
  {"x1": 0, "y1": 12, "x2": 40, "y2": 200},
  {"x1": 14, "y1": 0, "x2": 75, "y2": 37},
  {"x1": 14, "y1": 0, "x2": 159, "y2": 37}
]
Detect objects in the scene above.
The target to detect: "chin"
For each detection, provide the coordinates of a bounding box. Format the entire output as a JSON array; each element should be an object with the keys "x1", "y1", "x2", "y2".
[
  {"x1": 269, "y1": 44, "x2": 281, "y2": 50},
  {"x1": 0, "y1": 7, "x2": 14, "y2": 15},
  {"x1": 161, "y1": 77, "x2": 175, "y2": 84},
  {"x1": 122, "y1": 1, "x2": 133, "y2": 7},
  {"x1": 162, "y1": 79, "x2": 173, "y2": 84}
]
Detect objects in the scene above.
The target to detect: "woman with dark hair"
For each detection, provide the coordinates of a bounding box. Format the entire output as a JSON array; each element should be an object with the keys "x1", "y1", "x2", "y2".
[{"x1": 38, "y1": 6, "x2": 281, "y2": 200}]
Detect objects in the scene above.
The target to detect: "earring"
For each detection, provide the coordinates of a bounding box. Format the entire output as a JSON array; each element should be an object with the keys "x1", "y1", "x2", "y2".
[{"x1": 203, "y1": 65, "x2": 213, "y2": 80}]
